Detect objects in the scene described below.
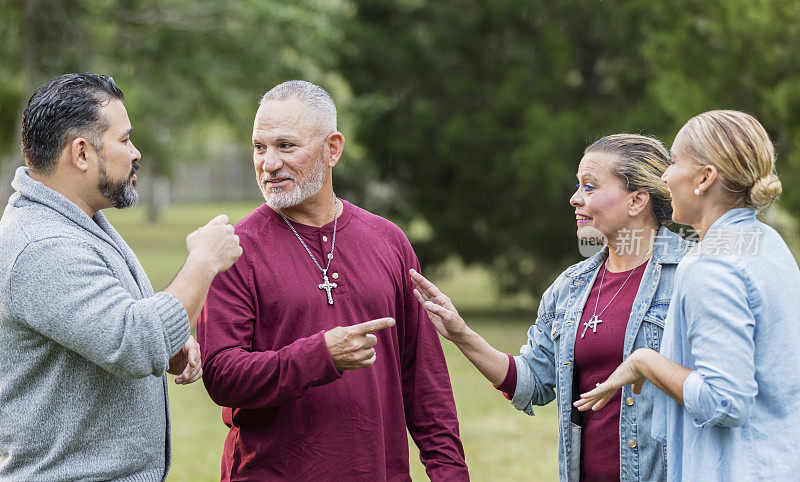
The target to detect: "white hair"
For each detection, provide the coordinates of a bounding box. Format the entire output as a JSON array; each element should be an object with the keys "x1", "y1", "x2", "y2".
[{"x1": 259, "y1": 80, "x2": 337, "y2": 134}]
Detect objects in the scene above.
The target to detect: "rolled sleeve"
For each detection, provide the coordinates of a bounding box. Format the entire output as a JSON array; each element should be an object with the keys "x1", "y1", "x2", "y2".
[
  {"x1": 511, "y1": 304, "x2": 558, "y2": 415},
  {"x1": 683, "y1": 370, "x2": 734, "y2": 428},
  {"x1": 511, "y1": 355, "x2": 537, "y2": 415}
]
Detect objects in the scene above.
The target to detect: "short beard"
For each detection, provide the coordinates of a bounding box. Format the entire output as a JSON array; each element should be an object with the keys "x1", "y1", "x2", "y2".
[
  {"x1": 98, "y1": 153, "x2": 139, "y2": 209},
  {"x1": 259, "y1": 150, "x2": 326, "y2": 209}
]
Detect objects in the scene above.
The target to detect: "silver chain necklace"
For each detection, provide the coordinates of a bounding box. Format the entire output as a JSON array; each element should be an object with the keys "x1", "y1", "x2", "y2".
[
  {"x1": 278, "y1": 193, "x2": 339, "y2": 305},
  {"x1": 580, "y1": 249, "x2": 650, "y2": 338}
]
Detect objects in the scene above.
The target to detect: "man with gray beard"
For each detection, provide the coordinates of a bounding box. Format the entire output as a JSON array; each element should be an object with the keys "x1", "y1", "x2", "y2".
[
  {"x1": 197, "y1": 80, "x2": 469, "y2": 481},
  {"x1": 0, "y1": 73, "x2": 242, "y2": 480}
]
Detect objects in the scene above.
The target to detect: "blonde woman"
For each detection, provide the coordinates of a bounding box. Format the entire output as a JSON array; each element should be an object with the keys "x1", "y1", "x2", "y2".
[
  {"x1": 576, "y1": 111, "x2": 800, "y2": 481},
  {"x1": 413, "y1": 134, "x2": 690, "y2": 481}
]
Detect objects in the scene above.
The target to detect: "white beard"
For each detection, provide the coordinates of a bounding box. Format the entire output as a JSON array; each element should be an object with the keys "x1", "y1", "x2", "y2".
[{"x1": 259, "y1": 151, "x2": 327, "y2": 209}]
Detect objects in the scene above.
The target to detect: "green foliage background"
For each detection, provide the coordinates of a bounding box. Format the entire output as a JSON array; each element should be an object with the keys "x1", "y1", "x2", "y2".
[
  {"x1": 340, "y1": 0, "x2": 800, "y2": 292},
  {"x1": 3, "y1": 3, "x2": 800, "y2": 479},
  {"x1": 3, "y1": 0, "x2": 800, "y2": 292}
]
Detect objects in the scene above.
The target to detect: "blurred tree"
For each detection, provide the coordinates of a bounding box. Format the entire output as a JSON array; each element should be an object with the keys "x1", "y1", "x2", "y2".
[
  {"x1": 0, "y1": 0, "x2": 98, "y2": 201},
  {"x1": 341, "y1": 0, "x2": 672, "y2": 293},
  {"x1": 3, "y1": 0, "x2": 799, "y2": 291},
  {"x1": 0, "y1": 0, "x2": 350, "y2": 220},
  {"x1": 341, "y1": 0, "x2": 800, "y2": 294},
  {"x1": 643, "y1": 0, "x2": 800, "y2": 209}
]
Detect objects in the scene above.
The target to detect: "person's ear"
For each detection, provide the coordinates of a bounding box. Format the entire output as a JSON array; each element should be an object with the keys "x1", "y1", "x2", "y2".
[
  {"x1": 696, "y1": 164, "x2": 718, "y2": 195},
  {"x1": 629, "y1": 190, "x2": 650, "y2": 217},
  {"x1": 325, "y1": 132, "x2": 345, "y2": 168},
  {"x1": 69, "y1": 137, "x2": 92, "y2": 172}
]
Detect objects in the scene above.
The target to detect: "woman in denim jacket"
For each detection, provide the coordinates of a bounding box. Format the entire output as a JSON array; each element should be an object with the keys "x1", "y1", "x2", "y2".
[
  {"x1": 577, "y1": 111, "x2": 800, "y2": 481},
  {"x1": 411, "y1": 134, "x2": 690, "y2": 481}
]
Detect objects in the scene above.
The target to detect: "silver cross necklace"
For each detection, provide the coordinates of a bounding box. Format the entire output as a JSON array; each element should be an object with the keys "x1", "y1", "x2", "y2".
[
  {"x1": 580, "y1": 250, "x2": 649, "y2": 339},
  {"x1": 278, "y1": 193, "x2": 339, "y2": 305}
]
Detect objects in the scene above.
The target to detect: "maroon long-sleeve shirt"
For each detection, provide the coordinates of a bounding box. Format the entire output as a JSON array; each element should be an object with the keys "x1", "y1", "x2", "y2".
[{"x1": 197, "y1": 201, "x2": 468, "y2": 481}]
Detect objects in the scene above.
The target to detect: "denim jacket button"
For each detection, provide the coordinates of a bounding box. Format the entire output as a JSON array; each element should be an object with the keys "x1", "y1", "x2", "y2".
[
  {"x1": 628, "y1": 439, "x2": 637, "y2": 449},
  {"x1": 625, "y1": 397, "x2": 635, "y2": 406}
]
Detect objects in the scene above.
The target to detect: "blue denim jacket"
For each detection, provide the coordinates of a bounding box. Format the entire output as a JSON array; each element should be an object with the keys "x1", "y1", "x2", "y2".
[
  {"x1": 653, "y1": 208, "x2": 800, "y2": 481},
  {"x1": 511, "y1": 227, "x2": 690, "y2": 482}
]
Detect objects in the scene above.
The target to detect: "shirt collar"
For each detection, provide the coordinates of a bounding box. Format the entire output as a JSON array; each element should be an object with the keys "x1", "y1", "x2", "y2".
[
  {"x1": 258, "y1": 198, "x2": 354, "y2": 234},
  {"x1": 705, "y1": 207, "x2": 757, "y2": 236},
  {"x1": 10, "y1": 165, "x2": 126, "y2": 258},
  {"x1": 565, "y1": 226, "x2": 688, "y2": 278}
]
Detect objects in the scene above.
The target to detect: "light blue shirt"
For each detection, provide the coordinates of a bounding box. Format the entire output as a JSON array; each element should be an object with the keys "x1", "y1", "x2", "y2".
[{"x1": 653, "y1": 208, "x2": 800, "y2": 481}]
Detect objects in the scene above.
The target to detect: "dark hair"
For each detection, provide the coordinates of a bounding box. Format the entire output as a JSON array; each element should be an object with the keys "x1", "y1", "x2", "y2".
[
  {"x1": 585, "y1": 133, "x2": 674, "y2": 225},
  {"x1": 21, "y1": 73, "x2": 124, "y2": 174}
]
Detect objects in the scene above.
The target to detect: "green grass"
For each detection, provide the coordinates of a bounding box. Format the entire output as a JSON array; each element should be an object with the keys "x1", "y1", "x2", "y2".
[{"x1": 105, "y1": 203, "x2": 558, "y2": 481}]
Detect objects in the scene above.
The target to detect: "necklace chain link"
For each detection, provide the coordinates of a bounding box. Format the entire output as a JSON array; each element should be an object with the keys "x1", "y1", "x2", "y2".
[
  {"x1": 581, "y1": 246, "x2": 652, "y2": 338},
  {"x1": 278, "y1": 193, "x2": 339, "y2": 302}
]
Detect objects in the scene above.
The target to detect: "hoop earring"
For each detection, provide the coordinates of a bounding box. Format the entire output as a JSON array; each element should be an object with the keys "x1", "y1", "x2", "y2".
[{"x1": 694, "y1": 188, "x2": 701, "y2": 195}]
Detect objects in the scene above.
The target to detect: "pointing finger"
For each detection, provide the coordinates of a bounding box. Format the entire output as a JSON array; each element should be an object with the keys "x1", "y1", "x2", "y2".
[
  {"x1": 409, "y1": 269, "x2": 445, "y2": 299},
  {"x1": 413, "y1": 288, "x2": 430, "y2": 304},
  {"x1": 350, "y1": 317, "x2": 395, "y2": 336},
  {"x1": 423, "y1": 300, "x2": 451, "y2": 318}
]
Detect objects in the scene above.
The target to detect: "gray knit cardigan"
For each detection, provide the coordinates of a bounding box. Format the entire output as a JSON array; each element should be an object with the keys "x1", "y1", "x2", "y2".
[{"x1": 0, "y1": 167, "x2": 190, "y2": 481}]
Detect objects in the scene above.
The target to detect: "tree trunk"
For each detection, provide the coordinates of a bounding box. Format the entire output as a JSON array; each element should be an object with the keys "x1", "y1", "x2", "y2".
[{"x1": 145, "y1": 174, "x2": 170, "y2": 223}]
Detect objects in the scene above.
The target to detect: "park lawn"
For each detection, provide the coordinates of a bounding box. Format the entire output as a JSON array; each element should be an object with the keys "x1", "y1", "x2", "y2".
[{"x1": 106, "y1": 203, "x2": 558, "y2": 481}]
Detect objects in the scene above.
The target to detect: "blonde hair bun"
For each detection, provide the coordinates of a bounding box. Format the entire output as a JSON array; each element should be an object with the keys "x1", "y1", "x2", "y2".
[
  {"x1": 748, "y1": 172, "x2": 782, "y2": 211},
  {"x1": 677, "y1": 110, "x2": 780, "y2": 212}
]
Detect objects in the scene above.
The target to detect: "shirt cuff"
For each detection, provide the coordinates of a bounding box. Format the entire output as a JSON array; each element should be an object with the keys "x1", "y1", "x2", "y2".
[
  {"x1": 314, "y1": 330, "x2": 344, "y2": 380},
  {"x1": 152, "y1": 291, "x2": 191, "y2": 358},
  {"x1": 494, "y1": 353, "x2": 517, "y2": 400},
  {"x1": 510, "y1": 355, "x2": 536, "y2": 416},
  {"x1": 683, "y1": 369, "x2": 731, "y2": 427}
]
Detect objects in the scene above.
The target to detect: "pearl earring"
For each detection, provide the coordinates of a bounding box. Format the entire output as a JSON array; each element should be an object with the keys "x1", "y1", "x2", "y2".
[{"x1": 694, "y1": 188, "x2": 701, "y2": 195}]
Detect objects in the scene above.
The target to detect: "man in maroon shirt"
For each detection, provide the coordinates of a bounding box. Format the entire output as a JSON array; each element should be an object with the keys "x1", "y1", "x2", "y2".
[{"x1": 197, "y1": 80, "x2": 468, "y2": 481}]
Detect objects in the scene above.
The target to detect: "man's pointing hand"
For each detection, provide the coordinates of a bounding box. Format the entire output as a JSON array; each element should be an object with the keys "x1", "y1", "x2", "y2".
[{"x1": 325, "y1": 317, "x2": 396, "y2": 371}]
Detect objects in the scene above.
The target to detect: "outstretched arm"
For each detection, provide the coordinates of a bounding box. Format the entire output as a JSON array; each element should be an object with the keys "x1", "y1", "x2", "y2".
[
  {"x1": 574, "y1": 347, "x2": 691, "y2": 412},
  {"x1": 410, "y1": 268, "x2": 509, "y2": 386},
  {"x1": 164, "y1": 214, "x2": 242, "y2": 324},
  {"x1": 578, "y1": 258, "x2": 757, "y2": 429}
]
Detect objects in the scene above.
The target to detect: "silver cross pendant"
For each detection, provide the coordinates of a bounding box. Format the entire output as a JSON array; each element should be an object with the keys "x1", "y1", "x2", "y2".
[
  {"x1": 318, "y1": 270, "x2": 338, "y2": 305},
  {"x1": 580, "y1": 315, "x2": 603, "y2": 338}
]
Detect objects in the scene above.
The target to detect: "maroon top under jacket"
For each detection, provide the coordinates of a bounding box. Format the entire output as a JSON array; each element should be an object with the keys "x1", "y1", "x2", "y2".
[
  {"x1": 497, "y1": 260, "x2": 647, "y2": 481},
  {"x1": 573, "y1": 261, "x2": 646, "y2": 482}
]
